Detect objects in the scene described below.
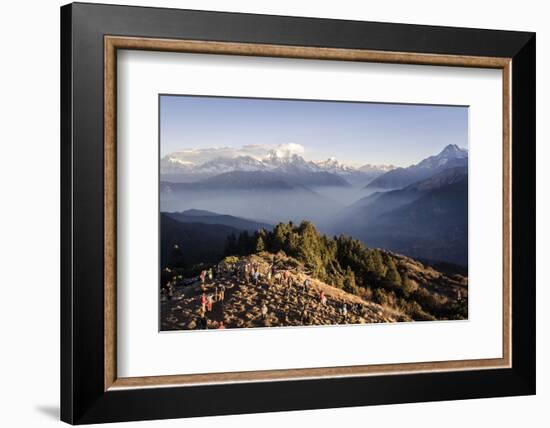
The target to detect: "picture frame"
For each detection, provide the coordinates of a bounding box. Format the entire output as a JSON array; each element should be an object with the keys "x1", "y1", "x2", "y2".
[{"x1": 60, "y1": 2, "x2": 535, "y2": 424}]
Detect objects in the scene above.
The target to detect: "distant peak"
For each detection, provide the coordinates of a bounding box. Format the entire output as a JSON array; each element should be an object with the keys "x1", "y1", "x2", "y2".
[
  {"x1": 180, "y1": 209, "x2": 219, "y2": 217},
  {"x1": 316, "y1": 157, "x2": 340, "y2": 166},
  {"x1": 438, "y1": 144, "x2": 468, "y2": 157},
  {"x1": 265, "y1": 143, "x2": 305, "y2": 160}
]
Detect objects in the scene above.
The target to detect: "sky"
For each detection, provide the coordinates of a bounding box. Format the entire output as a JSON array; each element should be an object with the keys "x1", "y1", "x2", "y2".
[{"x1": 160, "y1": 95, "x2": 468, "y2": 167}]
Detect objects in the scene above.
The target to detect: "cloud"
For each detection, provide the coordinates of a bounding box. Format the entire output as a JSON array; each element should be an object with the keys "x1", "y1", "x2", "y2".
[
  {"x1": 167, "y1": 143, "x2": 306, "y2": 164},
  {"x1": 270, "y1": 143, "x2": 305, "y2": 158}
]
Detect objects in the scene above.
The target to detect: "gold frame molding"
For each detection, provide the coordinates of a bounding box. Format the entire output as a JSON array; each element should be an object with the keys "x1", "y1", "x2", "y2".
[{"x1": 104, "y1": 35, "x2": 512, "y2": 391}]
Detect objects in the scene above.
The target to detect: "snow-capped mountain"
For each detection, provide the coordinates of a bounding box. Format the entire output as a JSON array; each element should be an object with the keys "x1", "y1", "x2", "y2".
[
  {"x1": 313, "y1": 158, "x2": 395, "y2": 176},
  {"x1": 415, "y1": 144, "x2": 468, "y2": 169},
  {"x1": 161, "y1": 144, "x2": 396, "y2": 186},
  {"x1": 358, "y1": 163, "x2": 395, "y2": 174},
  {"x1": 314, "y1": 157, "x2": 356, "y2": 174},
  {"x1": 263, "y1": 150, "x2": 321, "y2": 172},
  {"x1": 366, "y1": 144, "x2": 468, "y2": 189},
  {"x1": 162, "y1": 150, "x2": 320, "y2": 176},
  {"x1": 197, "y1": 156, "x2": 267, "y2": 174}
]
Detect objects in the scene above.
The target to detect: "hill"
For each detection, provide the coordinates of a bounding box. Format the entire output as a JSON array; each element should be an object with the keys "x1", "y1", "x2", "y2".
[
  {"x1": 364, "y1": 177, "x2": 468, "y2": 265},
  {"x1": 166, "y1": 209, "x2": 273, "y2": 232},
  {"x1": 330, "y1": 167, "x2": 468, "y2": 266},
  {"x1": 160, "y1": 221, "x2": 468, "y2": 330},
  {"x1": 160, "y1": 213, "x2": 241, "y2": 269},
  {"x1": 160, "y1": 174, "x2": 341, "y2": 225},
  {"x1": 162, "y1": 170, "x2": 349, "y2": 190},
  {"x1": 161, "y1": 253, "x2": 410, "y2": 330}
]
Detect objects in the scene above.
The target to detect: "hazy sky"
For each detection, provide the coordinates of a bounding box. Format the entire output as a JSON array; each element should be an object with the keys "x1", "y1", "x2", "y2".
[{"x1": 160, "y1": 95, "x2": 468, "y2": 167}]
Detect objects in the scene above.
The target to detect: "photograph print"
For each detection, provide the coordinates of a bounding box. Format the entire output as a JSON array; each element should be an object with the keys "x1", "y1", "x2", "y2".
[{"x1": 159, "y1": 95, "x2": 469, "y2": 331}]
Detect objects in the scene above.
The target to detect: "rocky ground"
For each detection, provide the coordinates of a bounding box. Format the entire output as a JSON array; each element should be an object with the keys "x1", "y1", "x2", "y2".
[{"x1": 161, "y1": 253, "x2": 411, "y2": 331}]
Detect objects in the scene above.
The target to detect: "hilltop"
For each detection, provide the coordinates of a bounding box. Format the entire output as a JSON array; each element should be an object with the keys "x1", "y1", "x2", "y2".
[
  {"x1": 161, "y1": 221, "x2": 468, "y2": 330},
  {"x1": 161, "y1": 253, "x2": 410, "y2": 330}
]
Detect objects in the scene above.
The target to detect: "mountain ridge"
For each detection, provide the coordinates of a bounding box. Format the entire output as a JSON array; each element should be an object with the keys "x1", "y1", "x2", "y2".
[
  {"x1": 161, "y1": 146, "x2": 394, "y2": 185},
  {"x1": 366, "y1": 144, "x2": 468, "y2": 189},
  {"x1": 166, "y1": 209, "x2": 273, "y2": 232},
  {"x1": 330, "y1": 166, "x2": 468, "y2": 266}
]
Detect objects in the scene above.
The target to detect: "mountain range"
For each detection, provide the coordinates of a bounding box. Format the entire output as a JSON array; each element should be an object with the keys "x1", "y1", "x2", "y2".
[
  {"x1": 366, "y1": 144, "x2": 468, "y2": 189},
  {"x1": 161, "y1": 143, "x2": 469, "y2": 266},
  {"x1": 161, "y1": 146, "x2": 395, "y2": 186},
  {"x1": 329, "y1": 165, "x2": 468, "y2": 266},
  {"x1": 160, "y1": 171, "x2": 338, "y2": 225}
]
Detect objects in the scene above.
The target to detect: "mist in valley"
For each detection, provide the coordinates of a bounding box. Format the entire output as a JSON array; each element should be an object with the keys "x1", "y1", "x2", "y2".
[{"x1": 160, "y1": 186, "x2": 367, "y2": 227}]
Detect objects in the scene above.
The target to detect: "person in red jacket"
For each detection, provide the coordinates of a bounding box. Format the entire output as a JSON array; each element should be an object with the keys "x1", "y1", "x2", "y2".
[{"x1": 200, "y1": 292, "x2": 207, "y2": 313}]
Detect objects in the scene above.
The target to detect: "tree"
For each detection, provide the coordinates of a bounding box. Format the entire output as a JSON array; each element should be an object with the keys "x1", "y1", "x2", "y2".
[
  {"x1": 224, "y1": 233, "x2": 238, "y2": 255},
  {"x1": 237, "y1": 231, "x2": 252, "y2": 255},
  {"x1": 401, "y1": 273, "x2": 417, "y2": 296},
  {"x1": 374, "y1": 288, "x2": 389, "y2": 305},
  {"x1": 343, "y1": 266, "x2": 358, "y2": 294},
  {"x1": 255, "y1": 235, "x2": 265, "y2": 253},
  {"x1": 385, "y1": 257, "x2": 402, "y2": 286},
  {"x1": 371, "y1": 250, "x2": 386, "y2": 278}
]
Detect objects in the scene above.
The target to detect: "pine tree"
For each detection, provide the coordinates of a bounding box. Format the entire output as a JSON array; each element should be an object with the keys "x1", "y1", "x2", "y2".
[
  {"x1": 237, "y1": 231, "x2": 251, "y2": 255},
  {"x1": 224, "y1": 233, "x2": 238, "y2": 255},
  {"x1": 255, "y1": 235, "x2": 265, "y2": 253},
  {"x1": 343, "y1": 266, "x2": 358, "y2": 294},
  {"x1": 401, "y1": 273, "x2": 416, "y2": 296},
  {"x1": 385, "y1": 257, "x2": 402, "y2": 286}
]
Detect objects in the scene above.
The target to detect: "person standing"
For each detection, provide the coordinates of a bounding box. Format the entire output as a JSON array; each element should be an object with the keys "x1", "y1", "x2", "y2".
[
  {"x1": 200, "y1": 292, "x2": 207, "y2": 313},
  {"x1": 283, "y1": 270, "x2": 290, "y2": 287},
  {"x1": 194, "y1": 316, "x2": 202, "y2": 330},
  {"x1": 341, "y1": 303, "x2": 348, "y2": 323},
  {"x1": 244, "y1": 263, "x2": 251, "y2": 283},
  {"x1": 219, "y1": 284, "x2": 225, "y2": 301},
  {"x1": 207, "y1": 294, "x2": 214, "y2": 312},
  {"x1": 201, "y1": 313, "x2": 208, "y2": 330},
  {"x1": 200, "y1": 270, "x2": 206, "y2": 285},
  {"x1": 261, "y1": 303, "x2": 268, "y2": 320},
  {"x1": 301, "y1": 307, "x2": 309, "y2": 324},
  {"x1": 320, "y1": 291, "x2": 327, "y2": 306}
]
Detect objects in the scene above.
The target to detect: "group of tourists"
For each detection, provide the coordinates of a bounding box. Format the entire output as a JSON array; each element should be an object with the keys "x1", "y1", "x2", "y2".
[
  {"x1": 195, "y1": 281, "x2": 227, "y2": 330},
  {"x1": 199, "y1": 268, "x2": 214, "y2": 285},
  {"x1": 185, "y1": 257, "x2": 363, "y2": 329}
]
